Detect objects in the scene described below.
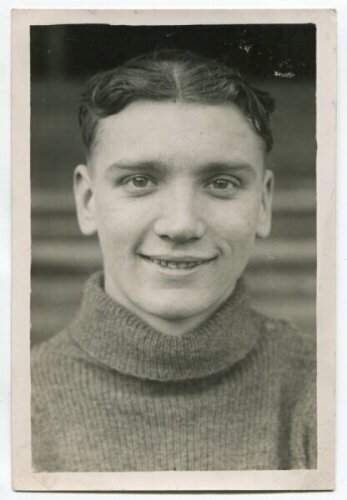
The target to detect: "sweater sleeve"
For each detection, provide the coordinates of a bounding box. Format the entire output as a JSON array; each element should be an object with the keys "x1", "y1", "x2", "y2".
[
  {"x1": 31, "y1": 392, "x2": 58, "y2": 471},
  {"x1": 31, "y1": 344, "x2": 64, "y2": 472},
  {"x1": 289, "y1": 372, "x2": 317, "y2": 469}
]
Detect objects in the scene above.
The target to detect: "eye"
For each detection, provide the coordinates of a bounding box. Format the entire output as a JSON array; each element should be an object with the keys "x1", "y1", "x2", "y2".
[
  {"x1": 209, "y1": 179, "x2": 234, "y2": 190},
  {"x1": 204, "y1": 176, "x2": 240, "y2": 196},
  {"x1": 122, "y1": 175, "x2": 157, "y2": 193}
]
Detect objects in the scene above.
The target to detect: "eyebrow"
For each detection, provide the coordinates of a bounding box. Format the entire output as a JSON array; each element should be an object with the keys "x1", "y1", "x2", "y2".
[
  {"x1": 194, "y1": 161, "x2": 257, "y2": 178},
  {"x1": 105, "y1": 160, "x2": 257, "y2": 178},
  {"x1": 105, "y1": 161, "x2": 167, "y2": 176}
]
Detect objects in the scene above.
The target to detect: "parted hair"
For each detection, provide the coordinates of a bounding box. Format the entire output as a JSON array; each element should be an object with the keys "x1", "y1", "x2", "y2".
[{"x1": 78, "y1": 50, "x2": 275, "y2": 157}]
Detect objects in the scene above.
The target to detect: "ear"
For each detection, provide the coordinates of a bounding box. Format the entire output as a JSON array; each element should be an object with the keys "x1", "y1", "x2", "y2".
[
  {"x1": 256, "y1": 169, "x2": 274, "y2": 239},
  {"x1": 73, "y1": 164, "x2": 97, "y2": 235}
]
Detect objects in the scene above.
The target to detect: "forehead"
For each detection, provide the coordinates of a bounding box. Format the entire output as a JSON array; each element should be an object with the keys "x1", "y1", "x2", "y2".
[{"x1": 91, "y1": 100, "x2": 265, "y2": 170}]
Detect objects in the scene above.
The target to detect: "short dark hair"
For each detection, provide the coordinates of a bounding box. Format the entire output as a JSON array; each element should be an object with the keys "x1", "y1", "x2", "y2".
[{"x1": 79, "y1": 50, "x2": 275, "y2": 157}]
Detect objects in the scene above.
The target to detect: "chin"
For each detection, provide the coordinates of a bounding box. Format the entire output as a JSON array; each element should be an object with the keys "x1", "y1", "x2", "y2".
[{"x1": 138, "y1": 294, "x2": 218, "y2": 321}]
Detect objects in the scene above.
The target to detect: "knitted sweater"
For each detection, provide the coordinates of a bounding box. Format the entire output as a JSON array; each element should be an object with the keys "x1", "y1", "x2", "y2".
[{"x1": 31, "y1": 272, "x2": 317, "y2": 472}]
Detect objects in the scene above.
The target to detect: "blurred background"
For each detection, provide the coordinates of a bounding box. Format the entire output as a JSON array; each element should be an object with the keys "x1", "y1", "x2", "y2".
[{"x1": 30, "y1": 23, "x2": 316, "y2": 345}]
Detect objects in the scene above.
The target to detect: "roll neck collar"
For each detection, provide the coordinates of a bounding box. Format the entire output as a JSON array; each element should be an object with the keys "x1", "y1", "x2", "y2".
[{"x1": 70, "y1": 272, "x2": 261, "y2": 382}]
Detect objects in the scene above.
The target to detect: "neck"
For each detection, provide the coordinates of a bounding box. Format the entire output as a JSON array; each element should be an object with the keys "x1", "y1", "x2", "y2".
[
  {"x1": 73, "y1": 272, "x2": 260, "y2": 381},
  {"x1": 108, "y1": 303, "x2": 226, "y2": 337},
  {"x1": 104, "y1": 277, "x2": 235, "y2": 337}
]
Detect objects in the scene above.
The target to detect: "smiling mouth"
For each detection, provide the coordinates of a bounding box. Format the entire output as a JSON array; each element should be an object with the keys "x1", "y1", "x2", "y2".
[{"x1": 140, "y1": 255, "x2": 217, "y2": 270}]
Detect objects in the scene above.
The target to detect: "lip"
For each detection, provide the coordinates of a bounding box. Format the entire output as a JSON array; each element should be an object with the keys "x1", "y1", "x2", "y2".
[
  {"x1": 140, "y1": 254, "x2": 217, "y2": 262},
  {"x1": 139, "y1": 254, "x2": 217, "y2": 271}
]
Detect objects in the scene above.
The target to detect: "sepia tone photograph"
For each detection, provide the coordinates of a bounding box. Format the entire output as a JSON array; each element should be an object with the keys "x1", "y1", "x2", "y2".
[{"x1": 11, "y1": 8, "x2": 336, "y2": 491}]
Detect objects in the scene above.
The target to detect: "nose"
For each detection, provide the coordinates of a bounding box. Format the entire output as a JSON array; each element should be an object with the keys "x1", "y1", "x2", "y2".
[{"x1": 153, "y1": 186, "x2": 206, "y2": 242}]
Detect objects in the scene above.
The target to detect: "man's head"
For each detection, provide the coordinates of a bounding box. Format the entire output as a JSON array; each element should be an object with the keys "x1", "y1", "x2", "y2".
[
  {"x1": 74, "y1": 50, "x2": 275, "y2": 335},
  {"x1": 78, "y1": 50, "x2": 274, "y2": 160}
]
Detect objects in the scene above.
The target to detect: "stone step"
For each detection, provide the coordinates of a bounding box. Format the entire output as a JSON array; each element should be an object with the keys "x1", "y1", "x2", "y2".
[
  {"x1": 31, "y1": 238, "x2": 316, "y2": 271},
  {"x1": 31, "y1": 188, "x2": 316, "y2": 215}
]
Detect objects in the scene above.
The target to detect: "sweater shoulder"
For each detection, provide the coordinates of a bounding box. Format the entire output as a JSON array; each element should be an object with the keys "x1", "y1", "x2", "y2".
[
  {"x1": 254, "y1": 310, "x2": 316, "y2": 365},
  {"x1": 249, "y1": 309, "x2": 316, "y2": 391},
  {"x1": 31, "y1": 323, "x2": 92, "y2": 386},
  {"x1": 31, "y1": 327, "x2": 77, "y2": 368}
]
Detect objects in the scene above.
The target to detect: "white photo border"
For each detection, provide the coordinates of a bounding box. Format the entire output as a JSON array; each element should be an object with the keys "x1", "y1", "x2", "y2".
[{"x1": 11, "y1": 8, "x2": 336, "y2": 492}]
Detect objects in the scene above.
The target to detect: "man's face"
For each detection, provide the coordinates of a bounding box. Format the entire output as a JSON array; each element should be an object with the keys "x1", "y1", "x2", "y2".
[{"x1": 75, "y1": 100, "x2": 273, "y2": 329}]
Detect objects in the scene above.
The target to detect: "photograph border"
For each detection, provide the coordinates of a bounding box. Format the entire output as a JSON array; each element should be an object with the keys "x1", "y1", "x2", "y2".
[{"x1": 11, "y1": 8, "x2": 336, "y2": 491}]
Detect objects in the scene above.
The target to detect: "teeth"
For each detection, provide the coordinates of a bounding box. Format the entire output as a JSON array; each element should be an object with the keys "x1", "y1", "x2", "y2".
[{"x1": 148, "y1": 257, "x2": 204, "y2": 269}]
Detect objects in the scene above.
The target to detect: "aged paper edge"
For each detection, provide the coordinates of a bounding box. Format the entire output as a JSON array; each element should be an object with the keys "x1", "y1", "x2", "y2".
[{"x1": 11, "y1": 8, "x2": 336, "y2": 492}]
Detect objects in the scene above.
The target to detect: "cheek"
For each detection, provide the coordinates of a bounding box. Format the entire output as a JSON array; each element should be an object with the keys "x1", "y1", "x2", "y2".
[
  {"x1": 210, "y1": 199, "x2": 261, "y2": 250},
  {"x1": 94, "y1": 197, "x2": 150, "y2": 257}
]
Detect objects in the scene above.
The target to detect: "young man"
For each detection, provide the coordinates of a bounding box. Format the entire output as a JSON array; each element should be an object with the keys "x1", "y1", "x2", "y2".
[{"x1": 31, "y1": 50, "x2": 316, "y2": 471}]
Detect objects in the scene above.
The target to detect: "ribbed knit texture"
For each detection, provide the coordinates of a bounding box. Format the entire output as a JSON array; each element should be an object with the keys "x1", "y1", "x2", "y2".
[{"x1": 31, "y1": 272, "x2": 317, "y2": 472}]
